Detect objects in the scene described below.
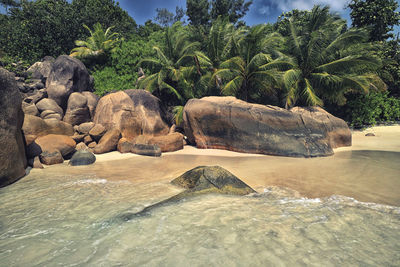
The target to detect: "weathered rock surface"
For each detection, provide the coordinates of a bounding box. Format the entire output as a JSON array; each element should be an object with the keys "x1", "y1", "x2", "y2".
[
  {"x1": 63, "y1": 92, "x2": 91, "y2": 125},
  {"x1": 72, "y1": 134, "x2": 85, "y2": 143},
  {"x1": 69, "y1": 150, "x2": 96, "y2": 166},
  {"x1": 81, "y1": 91, "x2": 99, "y2": 119},
  {"x1": 131, "y1": 144, "x2": 161, "y2": 157},
  {"x1": 22, "y1": 115, "x2": 74, "y2": 142},
  {"x1": 0, "y1": 68, "x2": 27, "y2": 187},
  {"x1": 27, "y1": 56, "x2": 54, "y2": 81},
  {"x1": 23, "y1": 89, "x2": 47, "y2": 104},
  {"x1": 77, "y1": 122, "x2": 94, "y2": 135},
  {"x1": 89, "y1": 124, "x2": 106, "y2": 141},
  {"x1": 183, "y1": 96, "x2": 345, "y2": 157},
  {"x1": 75, "y1": 142, "x2": 88, "y2": 151},
  {"x1": 93, "y1": 90, "x2": 169, "y2": 140},
  {"x1": 290, "y1": 106, "x2": 351, "y2": 149},
  {"x1": 117, "y1": 138, "x2": 134, "y2": 153},
  {"x1": 116, "y1": 166, "x2": 255, "y2": 221},
  {"x1": 22, "y1": 102, "x2": 39, "y2": 116},
  {"x1": 27, "y1": 134, "x2": 76, "y2": 158},
  {"x1": 40, "y1": 110, "x2": 62, "y2": 120},
  {"x1": 93, "y1": 128, "x2": 121, "y2": 154},
  {"x1": 46, "y1": 55, "x2": 90, "y2": 109},
  {"x1": 39, "y1": 150, "x2": 64, "y2": 165},
  {"x1": 36, "y1": 98, "x2": 63, "y2": 117},
  {"x1": 149, "y1": 132, "x2": 184, "y2": 152}
]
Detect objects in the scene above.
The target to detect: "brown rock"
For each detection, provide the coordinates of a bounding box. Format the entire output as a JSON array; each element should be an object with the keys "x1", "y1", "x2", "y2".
[
  {"x1": 117, "y1": 138, "x2": 134, "y2": 153},
  {"x1": 133, "y1": 135, "x2": 150, "y2": 144},
  {"x1": 365, "y1": 133, "x2": 375, "y2": 137},
  {"x1": 89, "y1": 124, "x2": 106, "y2": 141},
  {"x1": 290, "y1": 107, "x2": 351, "y2": 148},
  {"x1": 22, "y1": 102, "x2": 39, "y2": 116},
  {"x1": 39, "y1": 150, "x2": 64, "y2": 165},
  {"x1": 46, "y1": 55, "x2": 90, "y2": 109},
  {"x1": 71, "y1": 134, "x2": 85, "y2": 143},
  {"x1": 78, "y1": 122, "x2": 95, "y2": 134},
  {"x1": 93, "y1": 90, "x2": 168, "y2": 140},
  {"x1": 93, "y1": 128, "x2": 121, "y2": 154},
  {"x1": 27, "y1": 134, "x2": 76, "y2": 158},
  {"x1": 22, "y1": 114, "x2": 74, "y2": 143},
  {"x1": 32, "y1": 156, "x2": 44, "y2": 169},
  {"x1": 0, "y1": 68, "x2": 27, "y2": 187},
  {"x1": 40, "y1": 110, "x2": 62, "y2": 121},
  {"x1": 183, "y1": 96, "x2": 337, "y2": 157},
  {"x1": 76, "y1": 142, "x2": 88, "y2": 150},
  {"x1": 63, "y1": 92, "x2": 91, "y2": 125},
  {"x1": 131, "y1": 144, "x2": 161, "y2": 157},
  {"x1": 88, "y1": 142, "x2": 97, "y2": 149},
  {"x1": 81, "y1": 91, "x2": 99, "y2": 119},
  {"x1": 84, "y1": 135, "x2": 93, "y2": 144},
  {"x1": 36, "y1": 98, "x2": 63, "y2": 117},
  {"x1": 149, "y1": 132, "x2": 184, "y2": 152}
]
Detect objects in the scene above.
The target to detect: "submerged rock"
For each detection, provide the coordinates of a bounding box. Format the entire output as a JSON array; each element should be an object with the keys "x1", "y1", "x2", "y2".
[
  {"x1": 116, "y1": 166, "x2": 255, "y2": 221},
  {"x1": 69, "y1": 150, "x2": 96, "y2": 166}
]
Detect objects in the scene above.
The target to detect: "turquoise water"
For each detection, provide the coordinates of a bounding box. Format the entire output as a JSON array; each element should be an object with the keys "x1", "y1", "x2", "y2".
[{"x1": 0, "y1": 151, "x2": 399, "y2": 266}]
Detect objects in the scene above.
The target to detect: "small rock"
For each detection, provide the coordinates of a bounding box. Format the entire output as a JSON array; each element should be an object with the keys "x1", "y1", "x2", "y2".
[
  {"x1": 131, "y1": 144, "x2": 161, "y2": 157},
  {"x1": 365, "y1": 133, "x2": 375, "y2": 137},
  {"x1": 84, "y1": 135, "x2": 93, "y2": 144},
  {"x1": 75, "y1": 142, "x2": 88, "y2": 150},
  {"x1": 78, "y1": 122, "x2": 95, "y2": 134},
  {"x1": 39, "y1": 150, "x2": 64, "y2": 165},
  {"x1": 69, "y1": 150, "x2": 96, "y2": 166},
  {"x1": 93, "y1": 128, "x2": 121, "y2": 154},
  {"x1": 88, "y1": 142, "x2": 97, "y2": 149},
  {"x1": 36, "y1": 98, "x2": 63, "y2": 117},
  {"x1": 117, "y1": 138, "x2": 134, "y2": 153},
  {"x1": 89, "y1": 124, "x2": 106, "y2": 141},
  {"x1": 72, "y1": 134, "x2": 85, "y2": 143}
]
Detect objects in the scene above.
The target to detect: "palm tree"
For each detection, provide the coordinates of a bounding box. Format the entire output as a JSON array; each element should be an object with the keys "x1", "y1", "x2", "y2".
[
  {"x1": 280, "y1": 5, "x2": 385, "y2": 108},
  {"x1": 212, "y1": 24, "x2": 284, "y2": 101},
  {"x1": 70, "y1": 23, "x2": 120, "y2": 64},
  {"x1": 138, "y1": 22, "x2": 211, "y2": 124}
]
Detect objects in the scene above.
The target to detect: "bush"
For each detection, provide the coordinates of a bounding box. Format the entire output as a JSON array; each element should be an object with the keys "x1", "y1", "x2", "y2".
[
  {"x1": 92, "y1": 67, "x2": 136, "y2": 96},
  {"x1": 344, "y1": 91, "x2": 400, "y2": 127}
]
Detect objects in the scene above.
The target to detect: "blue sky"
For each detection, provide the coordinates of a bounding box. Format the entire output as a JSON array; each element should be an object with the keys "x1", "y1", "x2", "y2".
[{"x1": 119, "y1": 0, "x2": 352, "y2": 25}]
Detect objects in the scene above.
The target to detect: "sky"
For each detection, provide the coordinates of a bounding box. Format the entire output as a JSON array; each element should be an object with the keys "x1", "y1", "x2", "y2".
[{"x1": 119, "y1": 0, "x2": 353, "y2": 25}]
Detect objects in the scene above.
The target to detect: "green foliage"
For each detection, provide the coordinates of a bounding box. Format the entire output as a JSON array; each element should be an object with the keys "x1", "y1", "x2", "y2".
[
  {"x1": 278, "y1": 6, "x2": 385, "y2": 108},
  {"x1": 92, "y1": 66, "x2": 135, "y2": 96},
  {"x1": 186, "y1": 0, "x2": 210, "y2": 26},
  {"x1": 348, "y1": 0, "x2": 400, "y2": 41},
  {"x1": 210, "y1": 0, "x2": 253, "y2": 24},
  {"x1": 0, "y1": 0, "x2": 137, "y2": 63},
  {"x1": 344, "y1": 91, "x2": 400, "y2": 127},
  {"x1": 70, "y1": 23, "x2": 120, "y2": 66}
]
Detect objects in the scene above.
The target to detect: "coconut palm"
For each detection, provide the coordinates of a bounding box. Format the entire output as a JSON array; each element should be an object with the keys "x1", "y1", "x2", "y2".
[
  {"x1": 70, "y1": 23, "x2": 120, "y2": 63},
  {"x1": 280, "y1": 5, "x2": 386, "y2": 108},
  {"x1": 212, "y1": 24, "x2": 284, "y2": 101}
]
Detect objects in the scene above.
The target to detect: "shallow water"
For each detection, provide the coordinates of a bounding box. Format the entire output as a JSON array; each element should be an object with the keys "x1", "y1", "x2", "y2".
[{"x1": 0, "y1": 150, "x2": 399, "y2": 266}]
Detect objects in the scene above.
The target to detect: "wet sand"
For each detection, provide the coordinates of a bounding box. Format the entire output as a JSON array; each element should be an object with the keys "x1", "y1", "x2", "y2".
[{"x1": 32, "y1": 125, "x2": 400, "y2": 206}]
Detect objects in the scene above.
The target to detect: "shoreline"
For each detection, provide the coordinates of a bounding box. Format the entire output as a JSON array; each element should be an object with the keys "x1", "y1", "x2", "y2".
[{"x1": 94, "y1": 125, "x2": 400, "y2": 163}]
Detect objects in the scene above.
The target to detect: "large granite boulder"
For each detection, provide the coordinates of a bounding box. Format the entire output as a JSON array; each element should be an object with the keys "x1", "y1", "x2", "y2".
[
  {"x1": 46, "y1": 55, "x2": 90, "y2": 109},
  {"x1": 27, "y1": 56, "x2": 54, "y2": 82},
  {"x1": 63, "y1": 92, "x2": 91, "y2": 125},
  {"x1": 27, "y1": 134, "x2": 76, "y2": 158},
  {"x1": 0, "y1": 68, "x2": 27, "y2": 187},
  {"x1": 93, "y1": 90, "x2": 169, "y2": 140},
  {"x1": 81, "y1": 91, "x2": 99, "y2": 119},
  {"x1": 183, "y1": 96, "x2": 350, "y2": 157},
  {"x1": 22, "y1": 115, "x2": 74, "y2": 145},
  {"x1": 290, "y1": 106, "x2": 351, "y2": 148}
]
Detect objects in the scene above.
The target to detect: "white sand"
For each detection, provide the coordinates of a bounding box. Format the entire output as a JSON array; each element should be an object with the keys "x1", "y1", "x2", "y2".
[{"x1": 94, "y1": 125, "x2": 400, "y2": 163}]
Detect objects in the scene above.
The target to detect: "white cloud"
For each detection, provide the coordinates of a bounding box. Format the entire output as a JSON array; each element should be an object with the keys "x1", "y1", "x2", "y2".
[{"x1": 258, "y1": 0, "x2": 348, "y2": 15}]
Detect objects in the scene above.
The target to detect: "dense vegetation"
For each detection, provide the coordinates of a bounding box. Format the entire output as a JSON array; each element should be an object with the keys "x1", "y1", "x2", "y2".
[{"x1": 1, "y1": 0, "x2": 399, "y2": 126}]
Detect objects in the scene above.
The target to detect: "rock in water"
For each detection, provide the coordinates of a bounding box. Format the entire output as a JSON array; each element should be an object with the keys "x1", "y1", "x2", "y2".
[
  {"x1": 69, "y1": 150, "x2": 96, "y2": 166},
  {"x1": 183, "y1": 96, "x2": 343, "y2": 157},
  {"x1": 0, "y1": 68, "x2": 28, "y2": 187},
  {"x1": 46, "y1": 55, "x2": 90, "y2": 109},
  {"x1": 116, "y1": 166, "x2": 255, "y2": 221},
  {"x1": 171, "y1": 166, "x2": 255, "y2": 195}
]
